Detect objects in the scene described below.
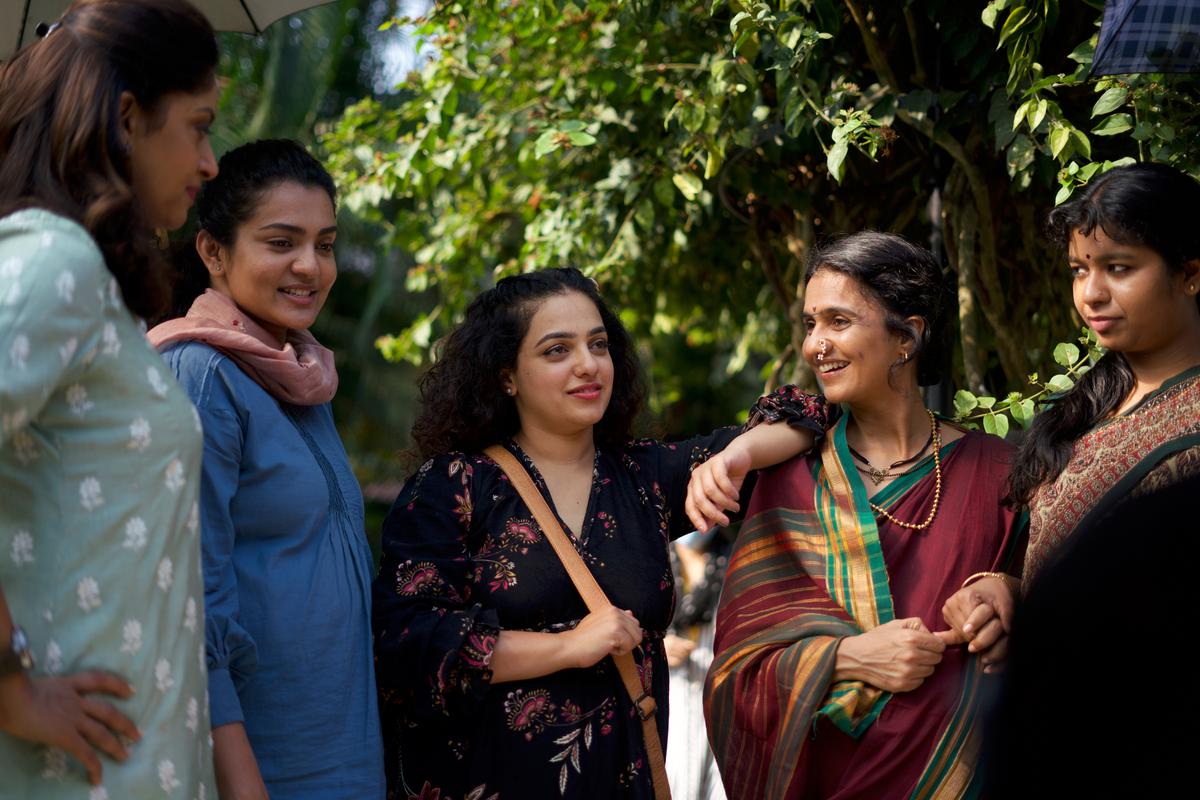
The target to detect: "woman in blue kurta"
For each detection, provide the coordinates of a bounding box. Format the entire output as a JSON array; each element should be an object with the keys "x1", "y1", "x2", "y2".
[{"x1": 148, "y1": 140, "x2": 384, "y2": 798}]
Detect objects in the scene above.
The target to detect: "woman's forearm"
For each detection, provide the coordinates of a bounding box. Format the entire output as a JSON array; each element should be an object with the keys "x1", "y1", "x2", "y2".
[
  {"x1": 212, "y1": 722, "x2": 269, "y2": 800},
  {"x1": 729, "y1": 421, "x2": 815, "y2": 470},
  {"x1": 489, "y1": 630, "x2": 578, "y2": 683}
]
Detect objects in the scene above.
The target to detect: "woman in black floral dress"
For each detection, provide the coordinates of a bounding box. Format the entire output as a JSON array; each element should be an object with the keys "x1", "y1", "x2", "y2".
[{"x1": 372, "y1": 268, "x2": 827, "y2": 800}]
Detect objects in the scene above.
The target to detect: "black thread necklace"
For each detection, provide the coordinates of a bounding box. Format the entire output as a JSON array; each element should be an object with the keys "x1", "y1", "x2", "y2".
[{"x1": 848, "y1": 429, "x2": 935, "y2": 486}]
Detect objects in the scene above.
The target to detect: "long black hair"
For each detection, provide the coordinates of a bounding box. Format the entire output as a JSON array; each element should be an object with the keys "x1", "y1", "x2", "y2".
[
  {"x1": 411, "y1": 268, "x2": 646, "y2": 459},
  {"x1": 804, "y1": 230, "x2": 953, "y2": 387},
  {"x1": 168, "y1": 139, "x2": 337, "y2": 318},
  {"x1": 0, "y1": 0, "x2": 218, "y2": 319},
  {"x1": 1007, "y1": 163, "x2": 1200, "y2": 506}
]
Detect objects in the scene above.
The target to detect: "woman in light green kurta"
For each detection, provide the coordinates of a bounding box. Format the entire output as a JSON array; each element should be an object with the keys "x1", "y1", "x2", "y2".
[{"x1": 0, "y1": 2, "x2": 221, "y2": 796}]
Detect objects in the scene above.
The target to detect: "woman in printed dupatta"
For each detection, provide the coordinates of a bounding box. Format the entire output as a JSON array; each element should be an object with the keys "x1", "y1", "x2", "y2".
[{"x1": 698, "y1": 232, "x2": 1025, "y2": 800}]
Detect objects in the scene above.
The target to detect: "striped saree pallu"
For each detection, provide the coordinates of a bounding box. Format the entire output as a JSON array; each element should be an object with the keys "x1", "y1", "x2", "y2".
[{"x1": 704, "y1": 415, "x2": 981, "y2": 800}]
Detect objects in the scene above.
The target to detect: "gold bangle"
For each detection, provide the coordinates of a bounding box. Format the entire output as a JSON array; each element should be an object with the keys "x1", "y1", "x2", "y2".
[{"x1": 961, "y1": 571, "x2": 1018, "y2": 590}]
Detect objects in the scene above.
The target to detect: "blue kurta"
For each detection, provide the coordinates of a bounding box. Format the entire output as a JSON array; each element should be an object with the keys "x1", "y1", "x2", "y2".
[{"x1": 161, "y1": 341, "x2": 384, "y2": 799}]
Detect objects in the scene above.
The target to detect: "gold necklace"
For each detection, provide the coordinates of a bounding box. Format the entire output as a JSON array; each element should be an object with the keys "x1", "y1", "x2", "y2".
[{"x1": 868, "y1": 409, "x2": 942, "y2": 531}]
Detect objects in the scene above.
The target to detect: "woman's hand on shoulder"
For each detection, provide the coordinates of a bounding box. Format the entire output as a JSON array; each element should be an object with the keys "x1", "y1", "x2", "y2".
[
  {"x1": 685, "y1": 444, "x2": 752, "y2": 531},
  {"x1": 834, "y1": 617, "x2": 946, "y2": 693},
  {"x1": 0, "y1": 670, "x2": 139, "y2": 786},
  {"x1": 938, "y1": 576, "x2": 1017, "y2": 672},
  {"x1": 562, "y1": 606, "x2": 644, "y2": 669}
]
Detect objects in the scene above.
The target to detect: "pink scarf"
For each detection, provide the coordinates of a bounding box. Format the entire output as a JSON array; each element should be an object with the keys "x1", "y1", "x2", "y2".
[{"x1": 148, "y1": 289, "x2": 338, "y2": 406}]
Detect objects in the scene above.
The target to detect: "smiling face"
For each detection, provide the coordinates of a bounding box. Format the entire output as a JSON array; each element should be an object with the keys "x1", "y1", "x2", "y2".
[
  {"x1": 505, "y1": 290, "x2": 615, "y2": 439},
  {"x1": 801, "y1": 268, "x2": 916, "y2": 405},
  {"x1": 1069, "y1": 226, "x2": 1200, "y2": 357},
  {"x1": 125, "y1": 84, "x2": 220, "y2": 231},
  {"x1": 200, "y1": 181, "x2": 338, "y2": 345}
]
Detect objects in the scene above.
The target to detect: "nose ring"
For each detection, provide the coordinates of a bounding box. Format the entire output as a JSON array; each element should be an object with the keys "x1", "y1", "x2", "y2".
[{"x1": 816, "y1": 339, "x2": 828, "y2": 363}]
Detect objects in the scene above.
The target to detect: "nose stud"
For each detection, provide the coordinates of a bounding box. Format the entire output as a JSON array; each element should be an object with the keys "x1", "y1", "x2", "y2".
[{"x1": 816, "y1": 339, "x2": 828, "y2": 363}]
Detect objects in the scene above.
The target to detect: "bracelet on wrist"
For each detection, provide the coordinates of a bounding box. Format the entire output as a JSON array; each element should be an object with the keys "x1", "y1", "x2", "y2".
[{"x1": 961, "y1": 571, "x2": 1019, "y2": 591}]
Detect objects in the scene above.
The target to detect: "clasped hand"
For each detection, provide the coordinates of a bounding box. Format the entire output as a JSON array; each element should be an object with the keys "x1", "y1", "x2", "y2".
[
  {"x1": 938, "y1": 575, "x2": 1016, "y2": 672},
  {"x1": 563, "y1": 605, "x2": 643, "y2": 669}
]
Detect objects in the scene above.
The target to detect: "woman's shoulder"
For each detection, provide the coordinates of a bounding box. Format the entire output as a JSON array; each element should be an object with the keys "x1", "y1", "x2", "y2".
[
  {"x1": 159, "y1": 341, "x2": 255, "y2": 410},
  {"x1": 0, "y1": 208, "x2": 109, "y2": 306}
]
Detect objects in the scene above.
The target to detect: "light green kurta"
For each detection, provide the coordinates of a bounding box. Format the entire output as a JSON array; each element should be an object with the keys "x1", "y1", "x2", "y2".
[{"x1": 0, "y1": 210, "x2": 215, "y2": 799}]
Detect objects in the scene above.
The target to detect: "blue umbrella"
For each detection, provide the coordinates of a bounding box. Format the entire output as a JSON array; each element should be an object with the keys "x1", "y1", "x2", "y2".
[{"x1": 1092, "y1": 0, "x2": 1200, "y2": 75}]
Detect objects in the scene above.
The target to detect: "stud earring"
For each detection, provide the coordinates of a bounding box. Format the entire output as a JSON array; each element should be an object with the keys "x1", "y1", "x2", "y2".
[{"x1": 902, "y1": 351, "x2": 909, "y2": 363}]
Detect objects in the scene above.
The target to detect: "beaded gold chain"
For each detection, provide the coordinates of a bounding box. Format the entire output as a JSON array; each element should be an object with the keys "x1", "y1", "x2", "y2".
[{"x1": 868, "y1": 409, "x2": 942, "y2": 531}]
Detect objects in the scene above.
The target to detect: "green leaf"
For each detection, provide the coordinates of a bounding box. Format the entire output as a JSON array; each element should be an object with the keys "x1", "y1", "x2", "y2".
[
  {"x1": 1091, "y1": 87, "x2": 1128, "y2": 117},
  {"x1": 1070, "y1": 129, "x2": 1092, "y2": 159},
  {"x1": 1047, "y1": 374, "x2": 1075, "y2": 393},
  {"x1": 534, "y1": 130, "x2": 560, "y2": 158},
  {"x1": 1049, "y1": 126, "x2": 1071, "y2": 158},
  {"x1": 1092, "y1": 113, "x2": 1133, "y2": 136},
  {"x1": 558, "y1": 120, "x2": 587, "y2": 133},
  {"x1": 982, "y1": 411, "x2": 1010, "y2": 438},
  {"x1": 981, "y1": 2, "x2": 1000, "y2": 29},
  {"x1": 954, "y1": 390, "x2": 979, "y2": 417},
  {"x1": 997, "y1": 8, "x2": 1031, "y2": 47},
  {"x1": 1053, "y1": 342, "x2": 1080, "y2": 367},
  {"x1": 1012, "y1": 99, "x2": 1031, "y2": 132},
  {"x1": 672, "y1": 172, "x2": 703, "y2": 201},
  {"x1": 1011, "y1": 398, "x2": 1036, "y2": 428},
  {"x1": 826, "y1": 139, "x2": 849, "y2": 183},
  {"x1": 566, "y1": 131, "x2": 596, "y2": 146},
  {"x1": 976, "y1": 396, "x2": 997, "y2": 410},
  {"x1": 1054, "y1": 184, "x2": 1073, "y2": 205},
  {"x1": 1030, "y1": 98, "x2": 1048, "y2": 130}
]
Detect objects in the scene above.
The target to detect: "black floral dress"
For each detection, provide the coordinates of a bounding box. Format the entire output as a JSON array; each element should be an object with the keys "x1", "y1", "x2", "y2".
[{"x1": 372, "y1": 391, "x2": 829, "y2": 800}]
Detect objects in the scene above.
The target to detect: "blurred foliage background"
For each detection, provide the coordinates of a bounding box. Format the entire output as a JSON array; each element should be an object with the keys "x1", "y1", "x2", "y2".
[{"x1": 207, "y1": 0, "x2": 1200, "y2": 513}]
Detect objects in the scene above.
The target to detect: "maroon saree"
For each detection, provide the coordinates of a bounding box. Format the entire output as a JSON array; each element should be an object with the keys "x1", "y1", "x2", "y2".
[{"x1": 704, "y1": 420, "x2": 1024, "y2": 800}]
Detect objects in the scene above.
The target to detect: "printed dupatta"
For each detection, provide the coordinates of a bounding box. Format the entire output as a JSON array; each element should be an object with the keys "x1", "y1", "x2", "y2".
[{"x1": 704, "y1": 414, "x2": 982, "y2": 800}]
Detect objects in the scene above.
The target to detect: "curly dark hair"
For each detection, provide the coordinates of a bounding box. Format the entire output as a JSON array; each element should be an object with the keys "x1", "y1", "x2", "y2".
[
  {"x1": 0, "y1": 0, "x2": 218, "y2": 320},
  {"x1": 804, "y1": 230, "x2": 953, "y2": 387},
  {"x1": 411, "y1": 268, "x2": 646, "y2": 459},
  {"x1": 1007, "y1": 162, "x2": 1200, "y2": 507}
]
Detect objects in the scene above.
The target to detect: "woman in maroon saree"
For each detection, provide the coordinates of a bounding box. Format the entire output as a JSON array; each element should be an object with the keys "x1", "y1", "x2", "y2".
[{"x1": 696, "y1": 233, "x2": 1025, "y2": 799}]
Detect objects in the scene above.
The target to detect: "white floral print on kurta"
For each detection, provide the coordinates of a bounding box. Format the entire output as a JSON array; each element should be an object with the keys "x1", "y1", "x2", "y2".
[
  {"x1": 59, "y1": 336, "x2": 77, "y2": 365},
  {"x1": 120, "y1": 619, "x2": 142, "y2": 655},
  {"x1": 147, "y1": 366, "x2": 169, "y2": 398},
  {"x1": 55, "y1": 269, "x2": 74, "y2": 302},
  {"x1": 184, "y1": 597, "x2": 197, "y2": 632},
  {"x1": 41, "y1": 747, "x2": 67, "y2": 780},
  {"x1": 155, "y1": 658, "x2": 174, "y2": 693},
  {"x1": 9, "y1": 333, "x2": 29, "y2": 369},
  {"x1": 66, "y1": 384, "x2": 94, "y2": 417},
  {"x1": 157, "y1": 557, "x2": 173, "y2": 592},
  {"x1": 10, "y1": 530, "x2": 34, "y2": 565},
  {"x1": 164, "y1": 459, "x2": 185, "y2": 492},
  {"x1": 89, "y1": 787, "x2": 109, "y2": 800},
  {"x1": 76, "y1": 577, "x2": 101, "y2": 612},
  {"x1": 79, "y1": 476, "x2": 104, "y2": 511},
  {"x1": 123, "y1": 516, "x2": 148, "y2": 550},
  {"x1": 44, "y1": 640, "x2": 62, "y2": 674},
  {"x1": 186, "y1": 697, "x2": 199, "y2": 732},
  {"x1": 187, "y1": 502, "x2": 199, "y2": 534},
  {"x1": 101, "y1": 322, "x2": 120, "y2": 358},
  {"x1": 158, "y1": 759, "x2": 181, "y2": 793},
  {"x1": 129, "y1": 417, "x2": 152, "y2": 451}
]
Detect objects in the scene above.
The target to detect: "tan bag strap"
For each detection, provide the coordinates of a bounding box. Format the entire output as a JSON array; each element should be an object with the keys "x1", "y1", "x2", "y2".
[{"x1": 484, "y1": 445, "x2": 672, "y2": 800}]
